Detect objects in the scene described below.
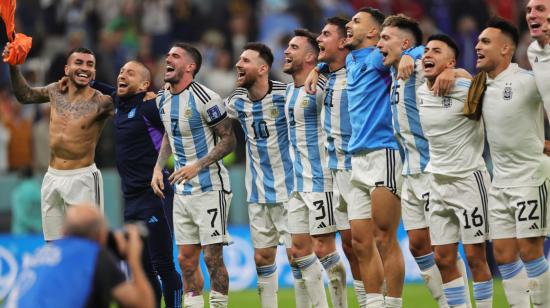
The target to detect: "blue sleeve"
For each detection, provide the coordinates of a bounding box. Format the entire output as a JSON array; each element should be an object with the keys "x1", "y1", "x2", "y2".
[
  {"x1": 317, "y1": 62, "x2": 329, "y2": 74},
  {"x1": 142, "y1": 99, "x2": 164, "y2": 131},
  {"x1": 402, "y1": 45, "x2": 425, "y2": 61},
  {"x1": 90, "y1": 80, "x2": 116, "y2": 98},
  {"x1": 372, "y1": 49, "x2": 390, "y2": 72}
]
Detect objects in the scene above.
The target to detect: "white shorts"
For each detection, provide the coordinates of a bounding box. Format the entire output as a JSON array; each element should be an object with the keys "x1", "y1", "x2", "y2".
[
  {"x1": 288, "y1": 192, "x2": 337, "y2": 235},
  {"x1": 248, "y1": 202, "x2": 292, "y2": 249},
  {"x1": 428, "y1": 170, "x2": 491, "y2": 245},
  {"x1": 332, "y1": 169, "x2": 358, "y2": 230},
  {"x1": 41, "y1": 164, "x2": 104, "y2": 241},
  {"x1": 402, "y1": 173, "x2": 430, "y2": 231},
  {"x1": 173, "y1": 190, "x2": 232, "y2": 246},
  {"x1": 350, "y1": 149, "x2": 403, "y2": 220},
  {"x1": 489, "y1": 180, "x2": 549, "y2": 239}
]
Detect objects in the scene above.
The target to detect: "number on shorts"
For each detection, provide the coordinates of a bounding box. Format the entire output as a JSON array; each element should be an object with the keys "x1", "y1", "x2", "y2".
[
  {"x1": 314, "y1": 200, "x2": 326, "y2": 221},
  {"x1": 422, "y1": 192, "x2": 430, "y2": 212},
  {"x1": 462, "y1": 207, "x2": 483, "y2": 229},
  {"x1": 207, "y1": 208, "x2": 218, "y2": 228},
  {"x1": 517, "y1": 200, "x2": 539, "y2": 221}
]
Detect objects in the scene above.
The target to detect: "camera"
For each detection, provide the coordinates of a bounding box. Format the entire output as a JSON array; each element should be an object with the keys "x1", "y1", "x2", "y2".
[{"x1": 106, "y1": 221, "x2": 149, "y2": 260}]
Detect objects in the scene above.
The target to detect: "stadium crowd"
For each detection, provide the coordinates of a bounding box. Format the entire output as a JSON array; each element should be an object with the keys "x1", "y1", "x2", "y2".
[{"x1": 0, "y1": 0, "x2": 539, "y2": 175}]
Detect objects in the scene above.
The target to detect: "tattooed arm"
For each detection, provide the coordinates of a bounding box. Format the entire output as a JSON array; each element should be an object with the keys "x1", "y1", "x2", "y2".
[
  {"x1": 97, "y1": 92, "x2": 115, "y2": 119},
  {"x1": 8, "y1": 65, "x2": 51, "y2": 104},
  {"x1": 168, "y1": 118, "x2": 236, "y2": 185}
]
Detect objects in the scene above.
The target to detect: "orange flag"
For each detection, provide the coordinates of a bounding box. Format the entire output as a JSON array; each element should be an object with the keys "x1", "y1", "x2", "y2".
[{"x1": 0, "y1": 0, "x2": 33, "y2": 65}]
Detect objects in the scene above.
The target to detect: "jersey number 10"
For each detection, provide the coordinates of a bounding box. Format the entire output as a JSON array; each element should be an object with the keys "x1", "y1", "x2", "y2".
[{"x1": 251, "y1": 120, "x2": 270, "y2": 139}]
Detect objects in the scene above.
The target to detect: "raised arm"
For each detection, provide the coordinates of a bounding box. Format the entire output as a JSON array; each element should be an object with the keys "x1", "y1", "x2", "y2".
[
  {"x1": 8, "y1": 65, "x2": 51, "y2": 104},
  {"x1": 168, "y1": 118, "x2": 236, "y2": 185}
]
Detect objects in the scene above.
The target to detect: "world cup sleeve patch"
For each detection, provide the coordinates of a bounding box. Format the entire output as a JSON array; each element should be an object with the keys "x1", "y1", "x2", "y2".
[{"x1": 207, "y1": 105, "x2": 222, "y2": 120}]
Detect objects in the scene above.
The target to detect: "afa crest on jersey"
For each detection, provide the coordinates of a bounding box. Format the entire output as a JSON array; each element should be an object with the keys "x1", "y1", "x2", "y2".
[
  {"x1": 270, "y1": 107, "x2": 279, "y2": 117},
  {"x1": 503, "y1": 83, "x2": 513, "y2": 101},
  {"x1": 300, "y1": 99, "x2": 309, "y2": 108},
  {"x1": 442, "y1": 96, "x2": 452, "y2": 108},
  {"x1": 184, "y1": 107, "x2": 193, "y2": 118},
  {"x1": 128, "y1": 107, "x2": 136, "y2": 118}
]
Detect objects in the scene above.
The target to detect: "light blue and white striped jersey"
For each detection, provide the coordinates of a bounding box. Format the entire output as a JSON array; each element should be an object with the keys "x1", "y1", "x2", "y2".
[
  {"x1": 285, "y1": 78, "x2": 332, "y2": 192},
  {"x1": 391, "y1": 46, "x2": 430, "y2": 175},
  {"x1": 157, "y1": 81, "x2": 231, "y2": 195},
  {"x1": 321, "y1": 67, "x2": 353, "y2": 170},
  {"x1": 226, "y1": 80, "x2": 294, "y2": 203}
]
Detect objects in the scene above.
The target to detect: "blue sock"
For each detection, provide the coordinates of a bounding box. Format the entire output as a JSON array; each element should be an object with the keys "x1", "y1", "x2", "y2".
[
  {"x1": 498, "y1": 260, "x2": 524, "y2": 280},
  {"x1": 524, "y1": 256, "x2": 549, "y2": 278},
  {"x1": 415, "y1": 253, "x2": 436, "y2": 271},
  {"x1": 444, "y1": 278, "x2": 467, "y2": 306},
  {"x1": 296, "y1": 254, "x2": 317, "y2": 271},
  {"x1": 257, "y1": 263, "x2": 278, "y2": 277},
  {"x1": 473, "y1": 279, "x2": 493, "y2": 301},
  {"x1": 291, "y1": 265, "x2": 302, "y2": 280},
  {"x1": 319, "y1": 251, "x2": 340, "y2": 270}
]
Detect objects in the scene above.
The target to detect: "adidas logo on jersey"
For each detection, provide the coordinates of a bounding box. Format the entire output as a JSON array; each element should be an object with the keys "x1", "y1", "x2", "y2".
[
  {"x1": 211, "y1": 230, "x2": 220, "y2": 237},
  {"x1": 535, "y1": 56, "x2": 539, "y2": 63},
  {"x1": 474, "y1": 230, "x2": 484, "y2": 237},
  {"x1": 148, "y1": 216, "x2": 159, "y2": 224},
  {"x1": 529, "y1": 223, "x2": 539, "y2": 230},
  {"x1": 317, "y1": 222, "x2": 327, "y2": 229}
]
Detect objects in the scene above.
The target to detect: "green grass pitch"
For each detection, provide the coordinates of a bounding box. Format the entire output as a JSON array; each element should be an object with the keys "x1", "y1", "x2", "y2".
[{"x1": 165, "y1": 280, "x2": 509, "y2": 307}]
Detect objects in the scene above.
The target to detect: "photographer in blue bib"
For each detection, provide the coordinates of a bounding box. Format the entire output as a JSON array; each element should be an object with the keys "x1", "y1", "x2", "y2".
[{"x1": 5, "y1": 204, "x2": 155, "y2": 308}]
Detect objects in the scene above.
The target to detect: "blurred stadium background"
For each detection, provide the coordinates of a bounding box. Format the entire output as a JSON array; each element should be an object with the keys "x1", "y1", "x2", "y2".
[{"x1": 0, "y1": 0, "x2": 547, "y2": 306}]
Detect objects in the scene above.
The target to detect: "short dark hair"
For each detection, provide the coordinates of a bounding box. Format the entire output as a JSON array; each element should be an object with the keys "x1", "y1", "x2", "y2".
[
  {"x1": 485, "y1": 16, "x2": 519, "y2": 47},
  {"x1": 66, "y1": 47, "x2": 95, "y2": 62},
  {"x1": 326, "y1": 16, "x2": 349, "y2": 38},
  {"x1": 293, "y1": 28, "x2": 320, "y2": 54},
  {"x1": 243, "y1": 42, "x2": 274, "y2": 67},
  {"x1": 427, "y1": 33, "x2": 460, "y2": 59},
  {"x1": 358, "y1": 7, "x2": 386, "y2": 27},
  {"x1": 382, "y1": 14, "x2": 423, "y2": 47},
  {"x1": 127, "y1": 60, "x2": 151, "y2": 82},
  {"x1": 172, "y1": 42, "x2": 203, "y2": 76}
]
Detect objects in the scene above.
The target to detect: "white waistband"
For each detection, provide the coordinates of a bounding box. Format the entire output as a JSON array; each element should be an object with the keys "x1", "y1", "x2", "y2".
[{"x1": 47, "y1": 163, "x2": 99, "y2": 176}]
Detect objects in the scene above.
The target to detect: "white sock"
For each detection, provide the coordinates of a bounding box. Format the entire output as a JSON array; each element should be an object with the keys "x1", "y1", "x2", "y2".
[
  {"x1": 365, "y1": 293, "x2": 385, "y2": 308},
  {"x1": 498, "y1": 260, "x2": 530, "y2": 307},
  {"x1": 524, "y1": 256, "x2": 550, "y2": 308},
  {"x1": 443, "y1": 277, "x2": 467, "y2": 308},
  {"x1": 456, "y1": 255, "x2": 472, "y2": 308},
  {"x1": 320, "y1": 252, "x2": 347, "y2": 308},
  {"x1": 472, "y1": 279, "x2": 492, "y2": 308},
  {"x1": 385, "y1": 296, "x2": 402, "y2": 308},
  {"x1": 415, "y1": 253, "x2": 447, "y2": 307},
  {"x1": 209, "y1": 290, "x2": 228, "y2": 308},
  {"x1": 184, "y1": 292, "x2": 204, "y2": 308},
  {"x1": 296, "y1": 254, "x2": 328, "y2": 308},
  {"x1": 353, "y1": 279, "x2": 367, "y2": 308},
  {"x1": 257, "y1": 263, "x2": 278, "y2": 308},
  {"x1": 290, "y1": 265, "x2": 313, "y2": 308}
]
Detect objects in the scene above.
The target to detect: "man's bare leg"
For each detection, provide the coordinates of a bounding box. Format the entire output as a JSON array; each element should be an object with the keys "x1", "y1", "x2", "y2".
[
  {"x1": 493, "y1": 238, "x2": 529, "y2": 307},
  {"x1": 178, "y1": 244, "x2": 204, "y2": 308},
  {"x1": 313, "y1": 233, "x2": 347, "y2": 308},
  {"x1": 351, "y1": 218, "x2": 384, "y2": 307},
  {"x1": 340, "y1": 228, "x2": 366, "y2": 307},
  {"x1": 203, "y1": 244, "x2": 229, "y2": 308},
  {"x1": 372, "y1": 187, "x2": 404, "y2": 307}
]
